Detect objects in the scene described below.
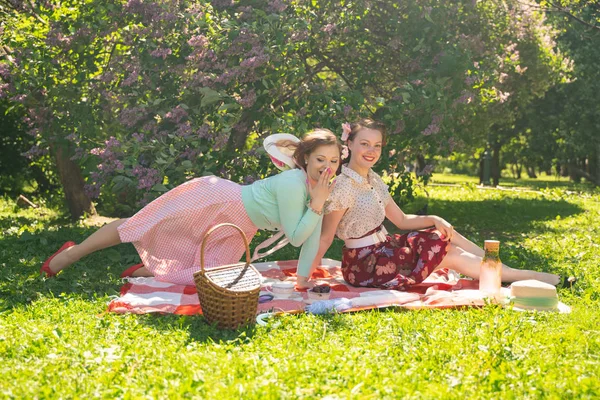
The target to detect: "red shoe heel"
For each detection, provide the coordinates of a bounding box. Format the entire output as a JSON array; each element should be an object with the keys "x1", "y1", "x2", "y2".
[
  {"x1": 120, "y1": 263, "x2": 146, "y2": 278},
  {"x1": 40, "y1": 241, "x2": 76, "y2": 277}
]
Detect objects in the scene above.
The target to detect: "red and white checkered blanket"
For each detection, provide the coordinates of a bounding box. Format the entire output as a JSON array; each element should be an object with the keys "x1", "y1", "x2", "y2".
[{"x1": 107, "y1": 259, "x2": 492, "y2": 315}]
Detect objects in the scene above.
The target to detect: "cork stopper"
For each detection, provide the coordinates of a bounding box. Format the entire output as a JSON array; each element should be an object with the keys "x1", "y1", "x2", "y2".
[{"x1": 484, "y1": 240, "x2": 500, "y2": 252}]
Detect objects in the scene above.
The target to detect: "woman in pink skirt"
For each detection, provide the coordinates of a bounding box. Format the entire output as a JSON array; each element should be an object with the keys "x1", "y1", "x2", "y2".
[
  {"x1": 41, "y1": 129, "x2": 341, "y2": 288},
  {"x1": 309, "y1": 119, "x2": 560, "y2": 288}
]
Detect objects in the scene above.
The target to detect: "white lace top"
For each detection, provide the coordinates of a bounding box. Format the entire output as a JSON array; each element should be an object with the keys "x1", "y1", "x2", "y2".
[{"x1": 324, "y1": 165, "x2": 393, "y2": 240}]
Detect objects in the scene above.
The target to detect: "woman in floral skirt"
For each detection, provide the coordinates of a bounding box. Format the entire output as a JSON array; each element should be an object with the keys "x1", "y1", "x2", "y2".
[{"x1": 308, "y1": 119, "x2": 559, "y2": 289}]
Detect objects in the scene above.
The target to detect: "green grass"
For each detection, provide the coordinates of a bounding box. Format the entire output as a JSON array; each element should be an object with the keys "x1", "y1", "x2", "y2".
[{"x1": 1, "y1": 175, "x2": 599, "y2": 399}]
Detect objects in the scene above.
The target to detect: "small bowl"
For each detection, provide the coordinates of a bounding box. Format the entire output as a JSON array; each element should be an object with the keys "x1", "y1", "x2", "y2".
[
  {"x1": 307, "y1": 288, "x2": 331, "y2": 302},
  {"x1": 270, "y1": 281, "x2": 295, "y2": 296}
]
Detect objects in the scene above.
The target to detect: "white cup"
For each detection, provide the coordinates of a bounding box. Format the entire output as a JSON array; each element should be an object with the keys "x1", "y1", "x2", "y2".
[{"x1": 269, "y1": 281, "x2": 295, "y2": 297}]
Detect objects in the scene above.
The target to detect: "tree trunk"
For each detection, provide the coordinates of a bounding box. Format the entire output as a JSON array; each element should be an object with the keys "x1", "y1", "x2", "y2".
[
  {"x1": 526, "y1": 166, "x2": 537, "y2": 178},
  {"x1": 491, "y1": 142, "x2": 501, "y2": 186},
  {"x1": 227, "y1": 111, "x2": 253, "y2": 151},
  {"x1": 52, "y1": 144, "x2": 96, "y2": 219},
  {"x1": 594, "y1": 142, "x2": 600, "y2": 185},
  {"x1": 560, "y1": 163, "x2": 569, "y2": 177},
  {"x1": 415, "y1": 154, "x2": 426, "y2": 176},
  {"x1": 567, "y1": 161, "x2": 581, "y2": 183}
]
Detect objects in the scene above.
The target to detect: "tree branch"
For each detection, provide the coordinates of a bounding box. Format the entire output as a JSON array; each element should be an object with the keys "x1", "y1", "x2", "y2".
[{"x1": 526, "y1": 0, "x2": 600, "y2": 31}]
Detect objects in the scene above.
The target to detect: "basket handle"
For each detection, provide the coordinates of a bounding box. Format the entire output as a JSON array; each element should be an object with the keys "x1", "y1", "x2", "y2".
[{"x1": 200, "y1": 223, "x2": 251, "y2": 273}]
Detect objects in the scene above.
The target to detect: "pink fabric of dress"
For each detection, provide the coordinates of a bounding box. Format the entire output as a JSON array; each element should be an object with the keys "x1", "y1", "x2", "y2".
[{"x1": 117, "y1": 176, "x2": 258, "y2": 285}]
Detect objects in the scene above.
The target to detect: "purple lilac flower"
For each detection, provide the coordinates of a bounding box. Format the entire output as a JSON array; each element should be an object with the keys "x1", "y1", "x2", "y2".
[
  {"x1": 214, "y1": 132, "x2": 229, "y2": 150},
  {"x1": 422, "y1": 115, "x2": 443, "y2": 136},
  {"x1": 237, "y1": 90, "x2": 257, "y2": 108},
  {"x1": 388, "y1": 37, "x2": 402, "y2": 50},
  {"x1": 448, "y1": 137, "x2": 458, "y2": 152},
  {"x1": 321, "y1": 24, "x2": 336, "y2": 34},
  {"x1": 84, "y1": 182, "x2": 101, "y2": 199},
  {"x1": 105, "y1": 136, "x2": 121, "y2": 149},
  {"x1": 165, "y1": 106, "x2": 188, "y2": 122},
  {"x1": 0, "y1": 83, "x2": 11, "y2": 99},
  {"x1": 197, "y1": 124, "x2": 210, "y2": 139},
  {"x1": 132, "y1": 166, "x2": 161, "y2": 190},
  {"x1": 432, "y1": 51, "x2": 445, "y2": 65},
  {"x1": 291, "y1": 30, "x2": 309, "y2": 42},
  {"x1": 188, "y1": 35, "x2": 208, "y2": 48},
  {"x1": 267, "y1": 0, "x2": 288, "y2": 13},
  {"x1": 119, "y1": 107, "x2": 147, "y2": 128},
  {"x1": 465, "y1": 75, "x2": 477, "y2": 85},
  {"x1": 27, "y1": 128, "x2": 40, "y2": 137},
  {"x1": 216, "y1": 69, "x2": 241, "y2": 85},
  {"x1": 240, "y1": 54, "x2": 269, "y2": 69},
  {"x1": 122, "y1": 69, "x2": 139, "y2": 87},
  {"x1": 175, "y1": 122, "x2": 193, "y2": 138},
  {"x1": 453, "y1": 91, "x2": 475, "y2": 106},
  {"x1": 150, "y1": 48, "x2": 172, "y2": 59},
  {"x1": 212, "y1": 0, "x2": 234, "y2": 10},
  {"x1": 71, "y1": 147, "x2": 85, "y2": 160},
  {"x1": 22, "y1": 145, "x2": 48, "y2": 160},
  {"x1": 0, "y1": 63, "x2": 9, "y2": 79},
  {"x1": 393, "y1": 120, "x2": 405, "y2": 134}
]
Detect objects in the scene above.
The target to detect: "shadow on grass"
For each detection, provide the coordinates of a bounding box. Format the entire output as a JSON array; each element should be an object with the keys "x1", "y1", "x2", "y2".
[
  {"x1": 137, "y1": 313, "x2": 260, "y2": 343},
  {"x1": 0, "y1": 195, "x2": 586, "y2": 337},
  {"x1": 387, "y1": 197, "x2": 584, "y2": 240},
  {"x1": 0, "y1": 219, "x2": 140, "y2": 312}
]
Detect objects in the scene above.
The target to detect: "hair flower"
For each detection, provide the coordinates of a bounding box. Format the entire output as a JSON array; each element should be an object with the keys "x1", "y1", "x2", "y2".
[
  {"x1": 341, "y1": 122, "x2": 351, "y2": 142},
  {"x1": 341, "y1": 145, "x2": 349, "y2": 160}
]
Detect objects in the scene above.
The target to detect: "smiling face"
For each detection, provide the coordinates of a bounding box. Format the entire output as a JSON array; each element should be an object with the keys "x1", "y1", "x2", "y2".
[
  {"x1": 347, "y1": 127, "x2": 384, "y2": 169},
  {"x1": 304, "y1": 144, "x2": 341, "y2": 182}
]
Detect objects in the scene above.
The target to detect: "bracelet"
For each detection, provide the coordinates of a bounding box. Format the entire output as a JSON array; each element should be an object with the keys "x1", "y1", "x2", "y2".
[{"x1": 308, "y1": 203, "x2": 323, "y2": 216}]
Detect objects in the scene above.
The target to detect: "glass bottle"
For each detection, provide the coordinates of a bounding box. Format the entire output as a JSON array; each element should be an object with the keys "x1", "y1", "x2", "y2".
[{"x1": 479, "y1": 240, "x2": 502, "y2": 298}]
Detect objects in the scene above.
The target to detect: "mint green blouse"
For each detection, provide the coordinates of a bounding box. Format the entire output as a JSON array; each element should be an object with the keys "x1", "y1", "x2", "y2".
[{"x1": 241, "y1": 168, "x2": 322, "y2": 277}]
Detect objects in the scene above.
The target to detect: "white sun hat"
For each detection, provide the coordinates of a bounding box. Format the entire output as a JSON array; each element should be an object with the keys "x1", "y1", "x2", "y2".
[
  {"x1": 263, "y1": 133, "x2": 301, "y2": 171},
  {"x1": 509, "y1": 279, "x2": 571, "y2": 313}
]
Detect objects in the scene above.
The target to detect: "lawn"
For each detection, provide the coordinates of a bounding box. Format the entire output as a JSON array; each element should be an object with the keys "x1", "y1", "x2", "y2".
[{"x1": 1, "y1": 174, "x2": 599, "y2": 399}]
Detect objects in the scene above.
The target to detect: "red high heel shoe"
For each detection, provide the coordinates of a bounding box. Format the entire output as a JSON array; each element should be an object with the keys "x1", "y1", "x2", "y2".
[
  {"x1": 120, "y1": 263, "x2": 146, "y2": 278},
  {"x1": 40, "y1": 241, "x2": 76, "y2": 277}
]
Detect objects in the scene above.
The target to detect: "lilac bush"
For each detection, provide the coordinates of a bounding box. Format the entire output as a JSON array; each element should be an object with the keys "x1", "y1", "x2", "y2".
[{"x1": 0, "y1": 0, "x2": 569, "y2": 212}]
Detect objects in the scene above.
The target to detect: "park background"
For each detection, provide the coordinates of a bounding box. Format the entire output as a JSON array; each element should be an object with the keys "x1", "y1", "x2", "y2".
[{"x1": 1, "y1": 1, "x2": 599, "y2": 398}]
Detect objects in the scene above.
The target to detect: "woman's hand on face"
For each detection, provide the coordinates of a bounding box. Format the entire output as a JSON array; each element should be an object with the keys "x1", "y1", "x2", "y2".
[
  {"x1": 433, "y1": 216, "x2": 454, "y2": 242},
  {"x1": 308, "y1": 168, "x2": 335, "y2": 211}
]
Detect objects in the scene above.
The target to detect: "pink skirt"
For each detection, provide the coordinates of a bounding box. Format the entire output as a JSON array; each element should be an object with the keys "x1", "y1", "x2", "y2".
[{"x1": 118, "y1": 176, "x2": 258, "y2": 285}]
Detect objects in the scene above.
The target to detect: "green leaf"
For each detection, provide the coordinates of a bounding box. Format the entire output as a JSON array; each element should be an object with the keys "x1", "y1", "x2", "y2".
[
  {"x1": 105, "y1": 249, "x2": 121, "y2": 263},
  {"x1": 199, "y1": 87, "x2": 221, "y2": 107},
  {"x1": 152, "y1": 183, "x2": 169, "y2": 192},
  {"x1": 181, "y1": 160, "x2": 193, "y2": 169}
]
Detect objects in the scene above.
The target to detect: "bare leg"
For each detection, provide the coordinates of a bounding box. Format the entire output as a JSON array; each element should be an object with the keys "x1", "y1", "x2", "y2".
[
  {"x1": 131, "y1": 266, "x2": 153, "y2": 277},
  {"x1": 437, "y1": 244, "x2": 560, "y2": 285},
  {"x1": 451, "y1": 230, "x2": 513, "y2": 270},
  {"x1": 449, "y1": 231, "x2": 485, "y2": 257},
  {"x1": 48, "y1": 219, "x2": 128, "y2": 274}
]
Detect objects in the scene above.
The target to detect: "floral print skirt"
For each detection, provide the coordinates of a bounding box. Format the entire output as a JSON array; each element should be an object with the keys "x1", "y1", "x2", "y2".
[{"x1": 341, "y1": 228, "x2": 450, "y2": 289}]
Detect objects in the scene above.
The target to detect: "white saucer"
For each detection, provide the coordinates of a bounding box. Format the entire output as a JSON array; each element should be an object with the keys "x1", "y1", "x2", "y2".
[{"x1": 271, "y1": 293, "x2": 303, "y2": 301}]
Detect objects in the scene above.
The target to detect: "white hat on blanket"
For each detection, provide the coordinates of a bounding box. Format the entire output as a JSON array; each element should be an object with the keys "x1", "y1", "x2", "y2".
[{"x1": 263, "y1": 133, "x2": 300, "y2": 171}]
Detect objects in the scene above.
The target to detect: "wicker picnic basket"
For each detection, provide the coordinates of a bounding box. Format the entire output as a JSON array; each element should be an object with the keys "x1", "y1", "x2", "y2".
[{"x1": 193, "y1": 223, "x2": 261, "y2": 329}]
